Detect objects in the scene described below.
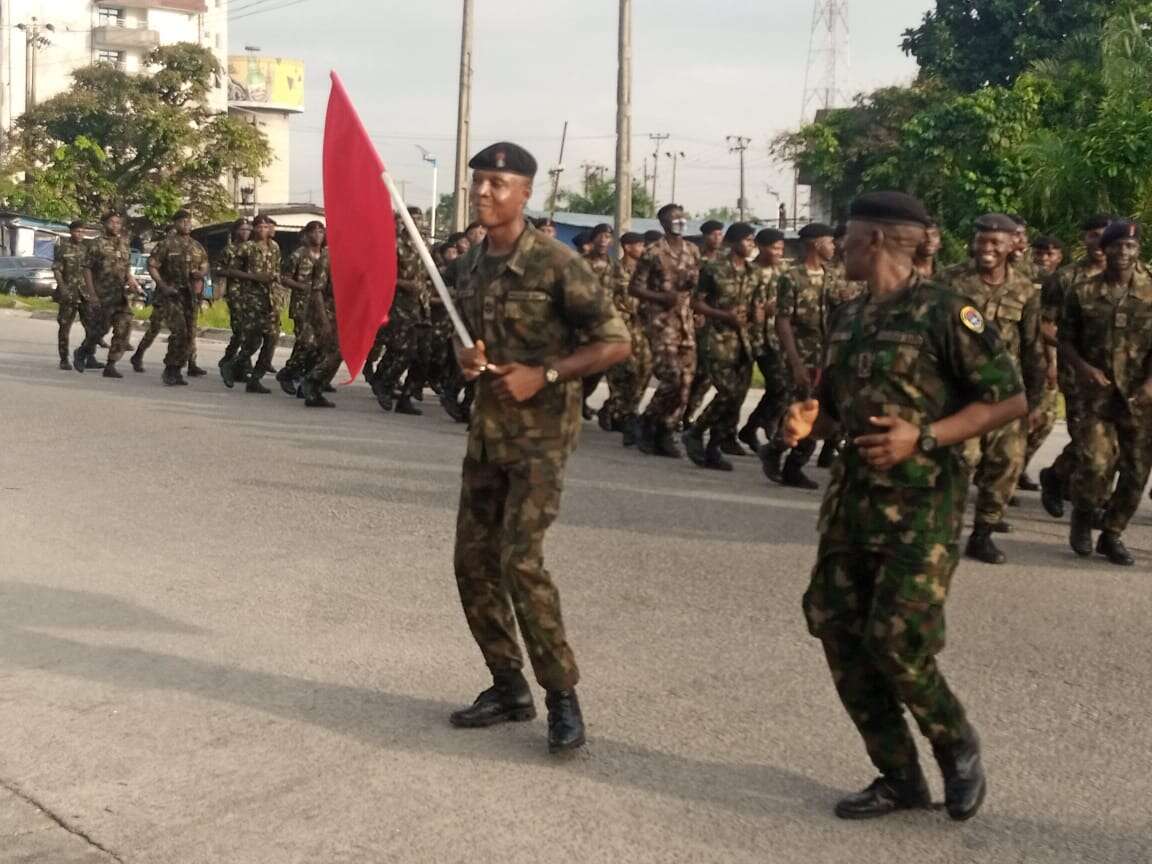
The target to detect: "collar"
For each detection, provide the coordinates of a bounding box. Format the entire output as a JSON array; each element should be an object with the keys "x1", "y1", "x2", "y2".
[{"x1": 466, "y1": 222, "x2": 537, "y2": 276}]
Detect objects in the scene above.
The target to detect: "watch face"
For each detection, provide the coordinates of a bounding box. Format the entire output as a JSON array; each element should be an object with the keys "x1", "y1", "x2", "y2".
[{"x1": 920, "y1": 434, "x2": 937, "y2": 452}]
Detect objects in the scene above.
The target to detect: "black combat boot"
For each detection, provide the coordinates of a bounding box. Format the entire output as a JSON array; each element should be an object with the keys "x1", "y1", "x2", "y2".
[
  {"x1": 1017, "y1": 472, "x2": 1040, "y2": 492},
  {"x1": 302, "y1": 380, "x2": 335, "y2": 408},
  {"x1": 1096, "y1": 531, "x2": 1134, "y2": 566},
  {"x1": 719, "y1": 434, "x2": 749, "y2": 457},
  {"x1": 59, "y1": 355, "x2": 72, "y2": 371},
  {"x1": 965, "y1": 524, "x2": 1006, "y2": 564},
  {"x1": 374, "y1": 380, "x2": 394, "y2": 412},
  {"x1": 85, "y1": 354, "x2": 105, "y2": 370},
  {"x1": 395, "y1": 394, "x2": 423, "y2": 416},
  {"x1": 130, "y1": 351, "x2": 145, "y2": 373},
  {"x1": 162, "y1": 365, "x2": 188, "y2": 387},
  {"x1": 653, "y1": 426, "x2": 683, "y2": 459},
  {"x1": 450, "y1": 670, "x2": 537, "y2": 728},
  {"x1": 102, "y1": 363, "x2": 123, "y2": 379},
  {"x1": 581, "y1": 401, "x2": 595, "y2": 421},
  {"x1": 245, "y1": 375, "x2": 271, "y2": 394},
  {"x1": 758, "y1": 443, "x2": 784, "y2": 483},
  {"x1": 220, "y1": 359, "x2": 237, "y2": 389},
  {"x1": 816, "y1": 438, "x2": 839, "y2": 468},
  {"x1": 737, "y1": 423, "x2": 761, "y2": 452},
  {"x1": 1069, "y1": 509, "x2": 1094, "y2": 557},
  {"x1": 781, "y1": 457, "x2": 819, "y2": 490},
  {"x1": 545, "y1": 688, "x2": 586, "y2": 754},
  {"x1": 72, "y1": 347, "x2": 88, "y2": 374},
  {"x1": 932, "y1": 726, "x2": 987, "y2": 821},
  {"x1": 276, "y1": 369, "x2": 297, "y2": 396},
  {"x1": 323, "y1": 383, "x2": 337, "y2": 393},
  {"x1": 1039, "y1": 467, "x2": 1064, "y2": 518},
  {"x1": 682, "y1": 425, "x2": 708, "y2": 466},
  {"x1": 834, "y1": 765, "x2": 932, "y2": 820},
  {"x1": 989, "y1": 520, "x2": 1014, "y2": 534},
  {"x1": 621, "y1": 415, "x2": 639, "y2": 448},
  {"x1": 703, "y1": 441, "x2": 734, "y2": 472},
  {"x1": 440, "y1": 392, "x2": 464, "y2": 422},
  {"x1": 597, "y1": 406, "x2": 613, "y2": 432},
  {"x1": 637, "y1": 417, "x2": 658, "y2": 455},
  {"x1": 186, "y1": 362, "x2": 207, "y2": 378}
]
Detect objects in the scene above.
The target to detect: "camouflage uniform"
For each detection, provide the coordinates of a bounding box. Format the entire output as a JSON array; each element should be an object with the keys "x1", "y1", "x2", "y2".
[
  {"x1": 1062, "y1": 270, "x2": 1152, "y2": 532},
  {"x1": 581, "y1": 251, "x2": 615, "y2": 417},
  {"x1": 52, "y1": 236, "x2": 92, "y2": 363},
  {"x1": 145, "y1": 235, "x2": 209, "y2": 370},
  {"x1": 452, "y1": 225, "x2": 629, "y2": 690},
  {"x1": 279, "y1": 245, "x2": 324, "y2": 380},
  {"x1": 940, "y1": 262, "x2": 1046, "y2": 527},
  {"x1": 805, "y1": 275, "x2": 1023, "y2": 775},
  {"x1": 214, "y1": 241, "x2": 245, "y2": 366},
  {"x1": 744, "y1": 263, "x2": 791, "y2": 438},
  {"x1": 373, "y1": 224, "x2": 431, "y2": 399},
  {"x1": 685, "y1": 248, "x2": 725, "y2": 421},
  {"x1": 691, "y1": 256, "x2": 767, "y2": 442},
  {"x1": 301, "y1": 249, "x2": 344, "y2": 390},
  {"x1": 79, "y1": 234, "x2": 133, "y2": 364},
  {"x1": 1041, "y1": 259, "x2": 1101, "y2": 494},
  {"x1": 632, "y1": 237, "x2": 700, "y2": 432},
  {"x1": 232, "y1": 239, "x2": 283, "y2": 377},
  {"x1": 603, "y1": 257, "x2": 651, "y2": 426}
]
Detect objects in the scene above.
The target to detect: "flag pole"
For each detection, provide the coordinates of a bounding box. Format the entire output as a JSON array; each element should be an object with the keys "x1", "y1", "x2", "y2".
[{"x1": 380, "y1": 170, "x2": 475, "y2": 349}]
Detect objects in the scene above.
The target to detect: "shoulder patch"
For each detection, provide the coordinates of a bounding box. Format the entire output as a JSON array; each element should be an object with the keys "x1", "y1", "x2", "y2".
[{"x1": 960, "y1": 305, "x2": 985, "y2": 334}]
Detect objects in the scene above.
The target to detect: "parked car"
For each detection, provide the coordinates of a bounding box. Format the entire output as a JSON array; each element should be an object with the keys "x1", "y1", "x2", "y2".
[
  {"x1": 0, "y1": 256, "x2": 57, "y2": 297},
  {"x1": 129, "y1": 252, "x2": 155, "y2": 305}
]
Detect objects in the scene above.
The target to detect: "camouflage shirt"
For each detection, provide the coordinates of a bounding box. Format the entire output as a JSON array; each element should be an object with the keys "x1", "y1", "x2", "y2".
[
  {"x1": 84, "y1": 234, "x2": 132, "y2": 303},
  {"x1": 284, "y1": 245, "x2": 323, "y2": 321},
  {"x1": 939, "y1": 261, "x2": 1047, "y2": 409},
  {"x1": 1041, "y1": 257, "x2": 1101, "y2": 327},
  {"x1": 53, "y1": 237, "x2": 87, "y2": 297},
  {"x1": 630, "y1": 236, "x2": 701, "y2": 340},
  {"x1": 450, "y1": 225, "x2": 630, "y2": 463},
  {"x1": 776, "y1": 264, "x2": 838, "y2": 368},
  {"x1": 149, "y1": 234, "x2": 208, "y2": 297},
  {"x1": 394, "y1": 226, "x2": 431, "y2": 322},
  {"x1": 1061, "y1": 268, "x2": 1152, "y2": 405},
  {"x1": 817, "y1": 276, "x2": 1024, "y2": 547},
  {"x1": 755, "y1": 261, "x2": 785, "y2": 354},
  {"x1": 214, "y1": 241, "x2": 239, "y2": 300},
  {"x1": 234, "y1": 239, "x2": 282, "y2": 295},
  {"x1": 697, "y1": 255, "x2": 768, "y2": 363},
  {"x1": 610, "y1": 258, "x2": 641, "y2": 334}
]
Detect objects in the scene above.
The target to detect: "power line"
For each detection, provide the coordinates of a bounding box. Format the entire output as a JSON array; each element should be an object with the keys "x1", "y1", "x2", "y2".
[{"x1": 229, "y1": 0, "x2": 320, "y2": 22}]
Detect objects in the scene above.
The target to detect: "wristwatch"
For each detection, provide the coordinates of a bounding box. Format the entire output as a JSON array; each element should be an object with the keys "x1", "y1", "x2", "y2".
[
  {"x1": 544, "y1": 367, "x2": 561, "y2": 385},
  {"x1": 917, "y1": 425, "x2": 938, "y2": 454}
]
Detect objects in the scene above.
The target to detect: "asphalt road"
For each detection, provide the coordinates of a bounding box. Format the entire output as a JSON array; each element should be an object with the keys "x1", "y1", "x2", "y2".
[{"x1": 0, "y1": 313, "x2": 1149, "y2": 864}]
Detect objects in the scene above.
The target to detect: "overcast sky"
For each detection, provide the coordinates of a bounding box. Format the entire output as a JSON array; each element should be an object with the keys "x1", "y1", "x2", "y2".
[{"x1": 231, "y1": 0, "x2": 934, "y2": 218}]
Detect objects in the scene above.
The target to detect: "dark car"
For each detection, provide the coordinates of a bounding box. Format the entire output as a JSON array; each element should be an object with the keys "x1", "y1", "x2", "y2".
[{"x1": 0, "y1": 256, "x2": 57, "y2": 297}]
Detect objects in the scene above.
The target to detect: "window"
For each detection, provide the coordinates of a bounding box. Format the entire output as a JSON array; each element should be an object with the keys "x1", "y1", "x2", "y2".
[
  {"x1": 98, "y1": 7, "x2": 125, "y2": 27},
  {"x1": 97, "y1": 50, "x2": 125, "y2": 68}
]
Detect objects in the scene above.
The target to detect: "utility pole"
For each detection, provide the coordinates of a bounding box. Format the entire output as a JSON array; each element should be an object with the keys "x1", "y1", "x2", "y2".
[
  {"x1": 613, "y1": 0, "x2": 633, "y2": 238},
  {"x1": 665, "y1": 150, "x2": 685, "y2": 204},
  {"x1": 15, "y1": 17, "x2": 55, "y2": 112},
  {"x1": 648, "y1": 133, "x2": 669, "y2": 213},
  {"x1": 727, "y1": 135, "x2": 751, "y2": 221},
  {"x1": 547, "y1": 120, "x2": 568, "y2": 218},
  {"x1": 451, "y1": 0, "x2": 474, "y2": 232},
  {"x1": 580, "y1": 162, "x2": 607, "y2": 196},
  {"x1": 417, "y1": 145, "x2": 439, "y2": 237}
]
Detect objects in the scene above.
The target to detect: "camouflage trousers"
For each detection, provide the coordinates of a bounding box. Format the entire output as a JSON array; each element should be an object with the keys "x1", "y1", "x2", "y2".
[
  {"x1": 972, "y1": 417, "x2": 1026, "y2": 526},
  {"x1": 685, "y1": 334, "x2": 711, "y2": 422},
  {"x1": 425, "y1": 319, "x2": 456, "y2": 393},
  {"x1": 162, "y1": 294, "x2": 199, "y2": 369},
  {"x1": 454, "y1": 454, "x2": 579, "y2": 691},
  {"x1": 1025, "y1": 384, "x2": 1060, "y2": 468},
  {"x1": 221, "y1": 292, "x2": 244, "y2": 365},
  {"x1": 603, "y1": 327, "x2": 652, "y2": 424},
  {"x1": 1048, "y1": 377, "x2": 1087, "y2": 496},
  {"x1": 233, "y1": 286, "x2": 280, "y2": 376},
  {"x1": 80, "y1": 296, "x2": 133, "y2": 364},
  {"x1": 281, "y1": 310, "x2": 318, "y2": 379},
  {"x1": 56, "y1": 290, "x2": 95, "y2": 361},
  {"x1": 1070, "y1": 401, "x2": 1152, "y2": 534},
  {"x1": 365, "y1": 324, "x2": 388, "y2": 379},
  {"x1": 642, "y1": 323, "x2": 696, "y2": 432},
  {"x1": 745, "y1": 349, "x2": 791, "y2": 436},
  {"x1": 694, "y1": 353, "x2": 753, "y2": 440},
  {"x1": 374, "y1": 315, "x2": 424, "y2": 396},
  {"x1": 804, "y1": 540, "x2": 969, "y2": 775}
]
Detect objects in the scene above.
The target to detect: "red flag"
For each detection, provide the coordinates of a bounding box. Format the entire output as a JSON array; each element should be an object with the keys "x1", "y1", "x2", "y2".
[{"x1": 322, "y1": 72, "x2": 397, "y2": 382}]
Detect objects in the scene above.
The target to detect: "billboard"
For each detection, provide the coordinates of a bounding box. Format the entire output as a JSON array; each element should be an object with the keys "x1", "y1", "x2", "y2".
[{"x1": 228, "y1": 57, "x2": 305, "y2": 113}]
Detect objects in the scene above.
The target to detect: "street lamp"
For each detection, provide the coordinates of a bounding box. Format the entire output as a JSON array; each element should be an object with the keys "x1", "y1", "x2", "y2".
[{"x1": 417, "y1": 145, "x2": 439, "y2": 237}]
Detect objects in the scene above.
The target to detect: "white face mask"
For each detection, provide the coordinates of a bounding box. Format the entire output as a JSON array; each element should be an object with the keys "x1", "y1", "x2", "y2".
[
  {"x1": 669, "y1": 218, "x2": 687, "y2": 236},
  {"x1": 745, "y1": 250, "x2": 758, "y2": 263}
]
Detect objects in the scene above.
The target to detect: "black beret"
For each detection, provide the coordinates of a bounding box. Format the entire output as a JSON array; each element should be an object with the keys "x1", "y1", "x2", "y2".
[
  {"x1": 1031, "y1": 235, "x2": 1062, "y2": 250},
  {"x1": 620, "y1": 232, "x2": 644, "y2": 245},
  {"x1": 172, "y1": 209, "x2": 192, "y2": 221},
  {"x1": 756, "y1": 228, "x2": 785, "y2": 245},
  {"x1": 590, "y1": 223, "x2": 613, "y2": 240},
  {"x1": 534, "y1": 217, "x2": 555, "y2": 229},
  {"x1": 231, "y1": 217, "x2": 251, "y2": 230},
  {"x1": 700, "y1": 220, "x2": 724, "y2": 234},
  {"x1": 1080, "y1": 214, "x2": 1112, "y2": 232},
  {"x1": 572, "y1": 231, "x2": 590, "y2": 249},
  {"x1": 848, "y1": 191, "x2": 933, "y2": 227},
  {"x1": 1099, "y1": 220, "x2": 1141, "y2": 248},
  {"x1": 973, "y1": 213, "x2": 1019, "y2": 234},
  {"x1": 798, "y1": 222, "x2": 836, "y2": 240},
  {"x1": 724, "y1": 222, "x2": 755, "y2": 244},
  {"x1": 253, "y1": 214, "x2": 277, "y2": 227},
  {"x1": 468, "y1": 142, "x2": 537, "y2": 178},
  {"x1": 1007, "y1": 214, "x2": 1027, "y2": 227},
  {"x1": 644, "y1": 230, "x2": 663, "y2": 244},
  {"x1": 68, "y1": 220, "x2": 85, "y2": 230}
]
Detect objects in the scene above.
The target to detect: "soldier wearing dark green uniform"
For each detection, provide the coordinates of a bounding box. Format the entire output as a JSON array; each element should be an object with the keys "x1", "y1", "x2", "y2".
[
  {"x1": 214, "y1": 219, "x2": 252, "y2": 374},
  {"x1": 738, "y1": 228, "x2": 789, "y2": 450},
  {"x1": 601, "y1": 231, "x2": 651, "y2": 445},
  {"x1": 74, "y1": 212, "x2": 137, "y2": 378},
  {"x1": 683, "y1": 223, "x2": 766, "y2": 470},
  {"x1": 276, "y1": 221, "x2": 326, "y2": 395},
  {"x1": 221, "y1": 215, "x2": 282, "y2": 394},
  {"x1": 299, "y1": 248, "x2": 343, "y2": 408},
  {"x1": 1039, "y1": 215, "x2": 1111, "y2": 517},
  {"x1": 582, "y1": 224, "x2": 616, "y2": 426},
  {"x1": 1060, "y1": 221, "x2": 1152, "y2": 566},
  {"x1": 784, "y1": 191, "x2": 1025, "y2": 822},
  {"x1": 939, "y1": 215, "x2": 1046, "y2": 565},
  {"x1": 1018, "y1": 235, "x2": 1065, "y2": 491},
  {"x1": 448, "y1": 142, "x2": 630, "y2": 754},
  {"x1": 143, "y1": 210, "x2": 210, "y2": 386},
  {"x1": 684, "y1": 220, "x2": 727, "y2": 425},
  {"x1": 52, "y1": 221, "x2": 93, "y2": 371}
]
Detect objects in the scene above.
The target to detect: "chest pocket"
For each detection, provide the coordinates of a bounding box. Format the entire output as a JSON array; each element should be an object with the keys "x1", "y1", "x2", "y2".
[
  {"x1": 872, "y1": 331, "x2": 925, "y2": 377},
  {"x1": 503, "y1": 288, "x2": 554, "y2": 351},
  {"x1": 994, "y1": 302, "x2": 1023, "y2": 324}
]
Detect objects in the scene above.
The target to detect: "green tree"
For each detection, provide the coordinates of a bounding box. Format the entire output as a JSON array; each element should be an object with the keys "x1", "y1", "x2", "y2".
[
  {"x1": 0, "y1": 43, "x2": 270, "y2": 225},
  {"x1": 557, "y1": 174, "x2": 653, "y2": 218}
]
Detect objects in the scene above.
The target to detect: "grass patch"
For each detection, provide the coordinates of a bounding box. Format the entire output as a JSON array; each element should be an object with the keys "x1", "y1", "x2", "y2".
[
  {"x1": 130, "y1": 301, "x2": 295, "y2": 334},
  {"x1": 0, "y1": 295, "x2": 57, "y2": 312}
]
